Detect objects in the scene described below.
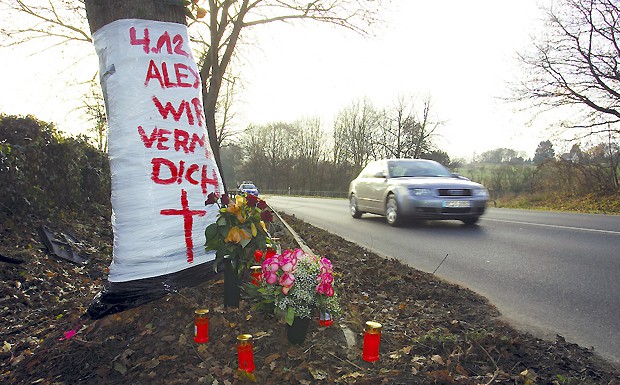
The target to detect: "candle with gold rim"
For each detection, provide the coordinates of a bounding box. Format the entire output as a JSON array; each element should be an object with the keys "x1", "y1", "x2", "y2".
[
  {"x1": 237, "y1": 334, "x2": 255, "y2": 372},
  {"x1": 362, "y1": 321, "x2": 382, "y2": 362},
  {"x1": 250, "y1": 265, "x2": 262, "y2": 286},
  {"x1": 193, "y1": 309, "x2": 209, "y2": 343}
]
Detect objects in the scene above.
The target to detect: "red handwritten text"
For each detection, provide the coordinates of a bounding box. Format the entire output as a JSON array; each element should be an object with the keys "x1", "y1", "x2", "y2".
[
  {"x1": 151, "y1": 157, "x2": 219, "y2": 195},
  {"x1": 130, "y1": 27, "x2": 189, "y2": 57},
  {"x1": 137, "y1": 126, "x2": 205, "y2": 154},
  {"x1": 144, "y1": 60, "x2": 200, "y2": 89},
  {"x1": 152, "y1": 96, "x2": 204, "y2": 127}
]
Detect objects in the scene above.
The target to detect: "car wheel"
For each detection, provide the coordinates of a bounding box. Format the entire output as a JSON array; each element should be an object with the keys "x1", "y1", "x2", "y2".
[
  {"x1": 385, "y1": 194, "x2": 401, "y2": 226},
  {"x1": 350, "y1": 195, "x2": 362, "y2": 219},
  {"x1": 461, "y1": 217, "x2": 480, "y2": 225}
]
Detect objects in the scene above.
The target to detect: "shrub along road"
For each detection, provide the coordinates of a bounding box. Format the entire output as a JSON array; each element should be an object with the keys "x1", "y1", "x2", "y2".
[{"x1": 265, "y1": 195, "x2": 620, "y2": 365}]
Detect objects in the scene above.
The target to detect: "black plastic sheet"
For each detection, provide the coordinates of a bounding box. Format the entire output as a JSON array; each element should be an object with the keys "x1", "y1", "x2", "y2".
[{"x1": 87, "y1": 259, "x2": 222, "y2": 319}]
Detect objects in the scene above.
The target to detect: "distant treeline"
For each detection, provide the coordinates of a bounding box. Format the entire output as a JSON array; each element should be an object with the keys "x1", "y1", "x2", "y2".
[{"x1": 222, "y1": 121, "x2": 619, "y2": 197}]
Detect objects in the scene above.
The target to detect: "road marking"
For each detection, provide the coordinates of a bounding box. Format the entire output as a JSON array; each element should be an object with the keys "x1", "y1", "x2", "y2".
[{"x1": 483, "y1": 218, "x2": 620, "y2": 235}]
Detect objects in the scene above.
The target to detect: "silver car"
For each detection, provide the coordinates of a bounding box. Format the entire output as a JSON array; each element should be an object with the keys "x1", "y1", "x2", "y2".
[{"x1": 348, "y1": 159, "x2": 488, "y2": 226}]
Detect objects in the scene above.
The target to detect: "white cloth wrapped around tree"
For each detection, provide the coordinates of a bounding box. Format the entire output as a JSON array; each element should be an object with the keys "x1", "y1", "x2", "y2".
[{"x1": 93, "y1": 19, "x2": 222, "y2": 282}]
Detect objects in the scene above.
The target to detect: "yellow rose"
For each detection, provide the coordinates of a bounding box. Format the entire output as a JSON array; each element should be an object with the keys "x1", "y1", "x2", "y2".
[
  {"x1": 225, "y1": 227, "x2": 242, "y2": 243},
  {"x1": 225, "y1": 227, "x2": 250, "y2": 244}
]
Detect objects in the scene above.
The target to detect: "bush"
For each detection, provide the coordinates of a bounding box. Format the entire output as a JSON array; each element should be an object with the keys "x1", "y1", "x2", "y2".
[{"x1": 0, "y1": 114, "x2": 111, "y2": 219}]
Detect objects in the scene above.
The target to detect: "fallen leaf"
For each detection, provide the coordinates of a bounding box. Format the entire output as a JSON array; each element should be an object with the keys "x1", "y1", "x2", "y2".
[
  {"x1": 161, "y1": 335, "x2": 176, "y2": 342},
  {"x1": 145, "y1": 359, "x2": 160, "y2": 369},
  {"x1": 309, "y1": 367, "x2": 327, "y2": 380},
  {"x1": 157, "y1": 355, "x2": 178, "y2": 361},
  {"x1": 236, "y1": 370, "x2": 256, "y2": 382},
  {"x1": 114, "y1": 362, "x2": 127, "y2": 375},
  {"x1": 178, "y1": 334, "x2": 187, "y2": 345},
  {"x1": 264, "y1": 353, "x2": 280, "y2": 364},
  {"x1": 455, "y1": 363, "x2": 468, "y2": 376},
  {"x1": 431, "y1": 354, "x2": 444, "y2": 365}
]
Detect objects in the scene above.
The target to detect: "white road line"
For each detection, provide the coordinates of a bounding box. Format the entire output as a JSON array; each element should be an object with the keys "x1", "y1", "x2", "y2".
[{"x1": 483, "y1": 218, "x2": 620, "y2": 235}]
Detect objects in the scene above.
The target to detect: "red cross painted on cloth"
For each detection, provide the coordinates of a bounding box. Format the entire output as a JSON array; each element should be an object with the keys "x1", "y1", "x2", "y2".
[{"x1": 160, "y1": 189, "x2": 206, "y2": 263}]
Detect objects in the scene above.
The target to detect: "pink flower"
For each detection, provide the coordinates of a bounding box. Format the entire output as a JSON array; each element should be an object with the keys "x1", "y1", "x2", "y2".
[
  {"x1": 291, "y1": 248, "x2": 305, "y2": 260},
  {"x1": 264, "y1": 271, "x2": 278, "y2": 284},
  {"x1": 279, "y1": 272, "x2": 295, "y2": 294},
  {"x1": 279, "y1": 272, "x2": 295, "y2": 287},
  {"x1": 319, "y1": 257, "x2": 333, "y2": 274},
  {"x1": 59, "y1": 328, "x2": 77, "y2": 341},
  {"x1": 318, "y1": 272, "x2": 334, "y2": 285},
  {"x1": 316, "y1": 282, "x2": 334, "y2": 297},
  {"x1": 262, "y1": 256, "x2": 280, "y2": 272},
  {"x1": 279, "y1": 250, "x2": 298, "y2": 273}
]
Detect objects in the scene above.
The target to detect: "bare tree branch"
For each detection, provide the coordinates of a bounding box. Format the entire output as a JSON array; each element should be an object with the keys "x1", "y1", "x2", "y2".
[{"x1": 514, "y1": 0, "x2": 620, "y2": 139}]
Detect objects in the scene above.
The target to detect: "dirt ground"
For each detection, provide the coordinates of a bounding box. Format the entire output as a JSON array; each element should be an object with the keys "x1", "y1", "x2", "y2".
[{"x1": 1, "y1": 209, "x2": 619, "y2": 385}]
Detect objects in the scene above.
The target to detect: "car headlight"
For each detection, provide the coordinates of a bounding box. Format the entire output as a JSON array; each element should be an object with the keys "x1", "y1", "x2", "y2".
[
  {"x1": 409, "y1": 188, "x2": 432, "y2": 196},
  {"x1": 473, "y1": 188, "x2": 489, "y2": 198}
]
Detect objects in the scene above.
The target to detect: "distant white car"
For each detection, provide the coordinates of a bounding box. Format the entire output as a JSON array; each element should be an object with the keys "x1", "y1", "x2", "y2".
[
  {"x1": 238, "y1": 183, "x2": 259, "y2": 196},
  {"x1": 348, "y1": 159, "x2": 488, "y2": 226}
]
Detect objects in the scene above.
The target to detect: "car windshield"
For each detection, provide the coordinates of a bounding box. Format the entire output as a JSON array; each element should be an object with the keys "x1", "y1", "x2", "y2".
[
  {"x1": 388, "y1": 160, "x2": 452, "y2": 178},
  {"x1": 241, "y1": 184, "x2": 256, "y2": 189}
]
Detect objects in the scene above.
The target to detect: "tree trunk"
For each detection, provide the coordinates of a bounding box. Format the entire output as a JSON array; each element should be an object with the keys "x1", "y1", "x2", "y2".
[{"x1": 84, "y1": 0, "x2": 186, "y2": 34}]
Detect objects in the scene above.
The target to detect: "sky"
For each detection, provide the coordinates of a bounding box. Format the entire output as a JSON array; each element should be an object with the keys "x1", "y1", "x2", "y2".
[{"x1": 0, "y1": 1, "x2": 552, "y2": 160}]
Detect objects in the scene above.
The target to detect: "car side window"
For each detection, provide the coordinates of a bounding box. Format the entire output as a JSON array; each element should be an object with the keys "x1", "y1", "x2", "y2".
[{"x1": 361, "y1": 161, "x2": 385, "y2": 178}]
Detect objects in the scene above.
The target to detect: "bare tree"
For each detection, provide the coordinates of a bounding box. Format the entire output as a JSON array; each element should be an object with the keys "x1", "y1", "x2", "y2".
[
  {"x1": 515, "y1": 0, "x2": 620, "y2": 139},
  {"x1": 411, "y1": 96, "x2": 442, "y2": 158},
  {"x1": 214, "y1": 73, "x2": 241, "y2": 148},
  {"x1": 0, "y1": 0, "x2": 91, "y2": 46},
  {"x1": 379, "y1": 95, "x2": 442, "y2": 159},
  {"x1": 80, "y1": 77, "x2": 107, "y2": 152},
  {"x1": 333, "y1": 98, "x2": 381, "y2": 169},
  {"x1": 291, "y1": 117, "x2": 327, "y2": 190}
]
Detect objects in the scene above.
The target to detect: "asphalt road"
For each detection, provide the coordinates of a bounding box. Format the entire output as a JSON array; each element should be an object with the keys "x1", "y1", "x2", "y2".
[{"x1": 265, "y1": 195, "x2": 620, "y2": 364}]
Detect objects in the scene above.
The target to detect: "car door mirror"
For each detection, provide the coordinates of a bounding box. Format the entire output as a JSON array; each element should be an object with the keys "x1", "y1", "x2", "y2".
[{"x1": 373, "y1": 171, "x2": 386, "y2": 178}]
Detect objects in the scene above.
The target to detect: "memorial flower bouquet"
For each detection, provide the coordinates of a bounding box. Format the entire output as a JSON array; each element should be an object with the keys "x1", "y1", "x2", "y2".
[
  {"x1": 204, "y1": 192, "x2": 274, "y2": 277},
  {"x1": 255, "y1": 248, "x2": 340, "y2": 326}
]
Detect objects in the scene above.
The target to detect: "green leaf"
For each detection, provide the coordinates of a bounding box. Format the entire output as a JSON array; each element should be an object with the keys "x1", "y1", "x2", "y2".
[
  {"x1": 204, "y1": 223, "x2": 218, "y2": 241},
  {"x1": 186, "y1": 10, "x2": 197, "y2": 22},
  {"x1": 240, "y1": 234, "x2": 251, "y2": 248},
  {"x1": 216, "y1": 248, "x2": 227, "y2": 261},
  {"x1": 216, "y1": 216, "x2": 227, "y2": 226},
  {"x1": 285, "y1": 307, "x2": 295, "y2": 326}
]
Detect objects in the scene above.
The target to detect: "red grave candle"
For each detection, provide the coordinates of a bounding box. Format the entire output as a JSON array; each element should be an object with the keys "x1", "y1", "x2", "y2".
[
  {"x1": 194, "y1": 309, "x2": 209, "y2": 343},
  {"x1": 319, "y1": 310, "x2": 334, "y2": 327},
  {"x1": 250, "y1": 265, "x2": 262, "y2": 286},
  {"x1": 362, "y1": 321, "x2": 382, "y2": 362},
  {"x1": 237, "y1": 334, "x2": 255, "y2": 372}
]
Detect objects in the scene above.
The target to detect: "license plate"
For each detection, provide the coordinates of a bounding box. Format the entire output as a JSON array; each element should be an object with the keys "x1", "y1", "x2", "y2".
[{"x1": 443, "y1": 200, "x2": 470, "y2": 208}]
